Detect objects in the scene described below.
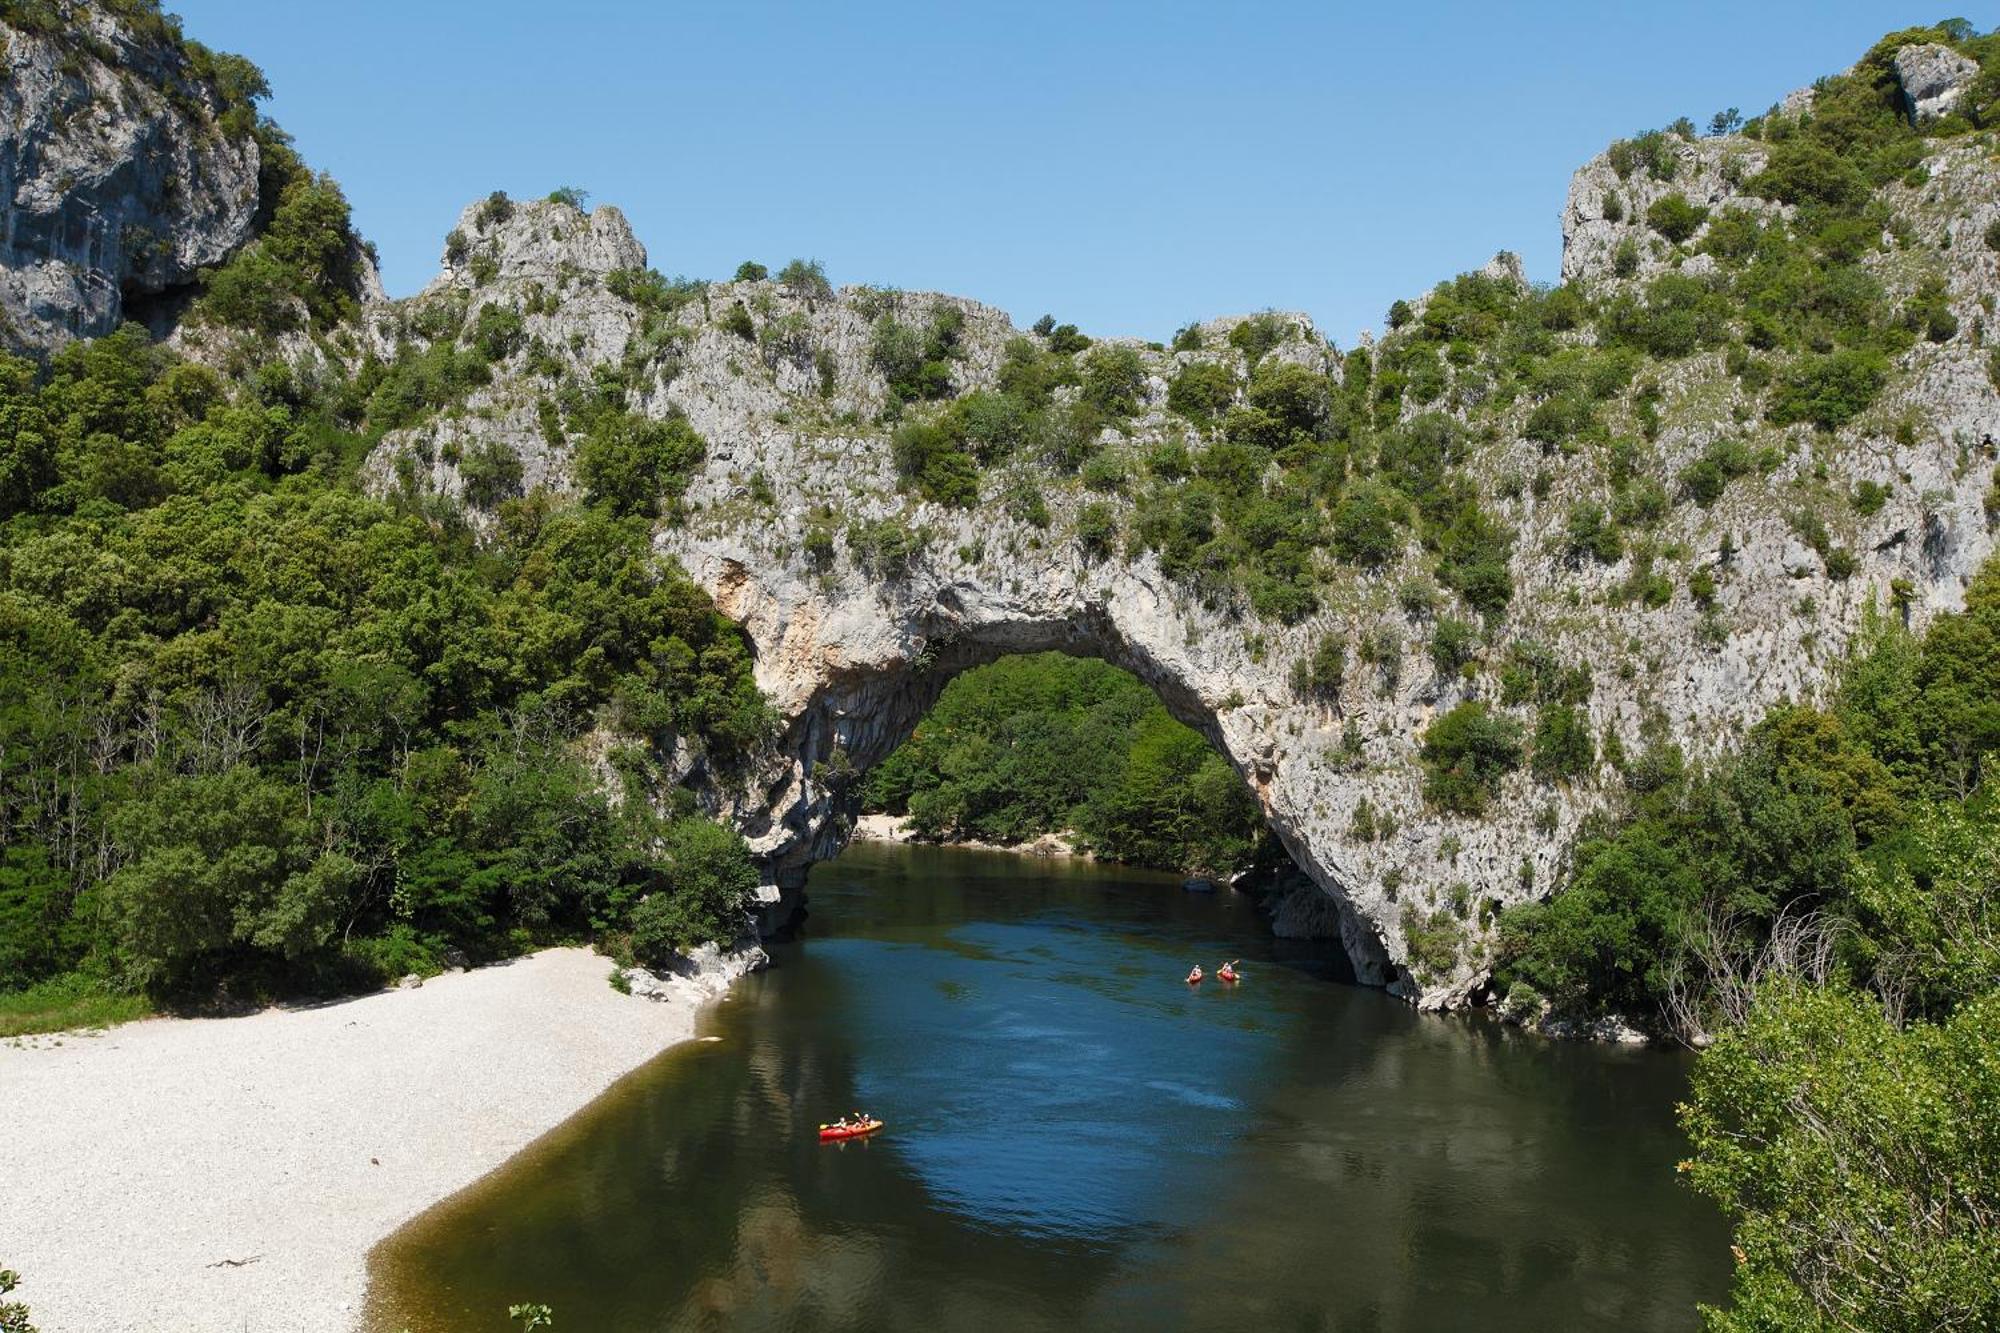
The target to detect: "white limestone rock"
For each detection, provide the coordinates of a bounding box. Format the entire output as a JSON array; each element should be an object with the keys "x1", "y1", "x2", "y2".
[
  {"x1": 349, "y1": 123, "x2": 2000, "y2": 1015},
  {"x1": 1561, "y1": 133, "x2": 1777, "y2": 286},
  {"x1": 1894, "y1": 42, "x2": 1978, "y2": 122},
  {"x1": 0, "y1": 5, "x2": 262, "y2": 354}
]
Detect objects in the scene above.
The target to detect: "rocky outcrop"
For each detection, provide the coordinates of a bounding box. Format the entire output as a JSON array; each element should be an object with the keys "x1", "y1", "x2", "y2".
[
  {"x1": 346, "y1": 150, "x2": 2000, "y2": 1010},
  {"x1": 1894, "y1": 43, "x2": 1979, "y2": 122},
  {"x1": 623, "y1": 941, "x2": 769, "y2": 1004},
  {"x1": 0, "y1": 5, "x2": 264, "y2": 356},
  {"x1": 1559, "y1": 133, "x2": 1776, "y2": 285}
]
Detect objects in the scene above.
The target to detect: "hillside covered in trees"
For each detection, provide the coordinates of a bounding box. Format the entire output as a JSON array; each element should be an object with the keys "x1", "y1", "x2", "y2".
[{"x1": 860, "y1": 653, "x2": 1268, "y2": 876}]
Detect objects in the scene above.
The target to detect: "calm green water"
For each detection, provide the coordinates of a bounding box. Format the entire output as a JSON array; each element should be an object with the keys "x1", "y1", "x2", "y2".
[{"x1": 367, "y1": 843, "x2": 1730, "y2": 1332}]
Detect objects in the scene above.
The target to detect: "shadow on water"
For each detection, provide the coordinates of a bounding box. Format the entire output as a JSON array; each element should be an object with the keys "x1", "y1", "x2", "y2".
[{"x1": 365, "y1": 842, "x2": 1729, "y2": 1332}]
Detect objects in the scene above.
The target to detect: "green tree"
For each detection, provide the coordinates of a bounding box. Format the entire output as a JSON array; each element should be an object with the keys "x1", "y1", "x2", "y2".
[
  {"x1": 1420, "y1": 702, "x2": 1524, "y2": 816},
  {"x1": 1680, "y1": 982, "x2": 2000, "y2": 1333},
  {"x1": 628, "y1": 819, "x2": 761, "y2": 965},
  {"x1": 104, "y1": 767, "x2": 362, "y2": 991},
  {"x1": 574, "y1": 410, "x2": 705, "y2": 516}
]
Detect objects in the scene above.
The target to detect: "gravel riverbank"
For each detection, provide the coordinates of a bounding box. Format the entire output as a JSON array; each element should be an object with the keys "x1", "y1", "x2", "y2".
[{"x1": 0, "y1": 946, "x2": 755, "y2": 1333}]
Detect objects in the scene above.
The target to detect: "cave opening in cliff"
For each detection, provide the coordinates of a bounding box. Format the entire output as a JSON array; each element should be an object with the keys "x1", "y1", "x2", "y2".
[{"x1": 804, "y1": 648, "x2": 1361, "y2": 985}]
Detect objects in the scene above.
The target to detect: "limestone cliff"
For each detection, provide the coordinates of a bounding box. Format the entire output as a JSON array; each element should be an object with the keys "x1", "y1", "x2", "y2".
[
  {"x1": 349, "y1": 101, "x2": 1996, "y2": 1008},
  {"x1": 0, "y1": 2, "x2": 265, "y2": 354}
]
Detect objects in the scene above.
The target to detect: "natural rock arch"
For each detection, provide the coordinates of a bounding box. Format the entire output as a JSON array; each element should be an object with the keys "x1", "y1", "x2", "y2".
[
  {"x1": 335, "y1": 177, "x2": 1997, "y2": 1011},
  {"x1": 669, "y1": 538, "x2": 1419, "y2": 999}
]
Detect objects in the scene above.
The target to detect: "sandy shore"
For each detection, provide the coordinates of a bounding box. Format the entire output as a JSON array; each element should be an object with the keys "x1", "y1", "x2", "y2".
[
  {"x1": 0, "y1": 947, "x2": 753, "y2": 1333},
  {"x1": 850, "y1": 811, "x2": 1086, "y2": 858}
]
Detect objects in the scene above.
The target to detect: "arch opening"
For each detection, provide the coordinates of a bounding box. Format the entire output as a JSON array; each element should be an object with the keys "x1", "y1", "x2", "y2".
[{"x1": 745, "y1": 623, "x2": 1397, "y2": 991}]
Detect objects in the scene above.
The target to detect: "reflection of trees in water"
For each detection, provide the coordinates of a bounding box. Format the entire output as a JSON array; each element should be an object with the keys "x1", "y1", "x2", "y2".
[
  {"x1": 370, "y1": 941, "x2": 1132, "y2": 1331},
  {"x1": 1087, "y1": 999, "x2": 1729, "y2": 1332}
]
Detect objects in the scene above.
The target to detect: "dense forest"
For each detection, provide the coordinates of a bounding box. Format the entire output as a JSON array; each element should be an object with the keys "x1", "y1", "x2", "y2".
[
  {"x1": 860, "y1": 653, "x2": 1267, "y2": 876},
  {"x1": 0, "y1": 45, "x2": 772, "y2": 1034}
]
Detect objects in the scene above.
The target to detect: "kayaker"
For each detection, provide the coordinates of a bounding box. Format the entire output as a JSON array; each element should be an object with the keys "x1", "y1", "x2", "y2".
[{"x1": 1187, "y1": 964, "x2": 1203, "y2": 984}]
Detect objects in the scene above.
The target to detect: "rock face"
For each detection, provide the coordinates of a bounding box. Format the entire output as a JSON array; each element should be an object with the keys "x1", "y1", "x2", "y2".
[
  {"x1": 0, "y1": 6, "x2": 262, "y2": 355},
  {"x1": 1894, "y1": 43, "x2": 1979, "y2": 122},
  {"x1": 347, "y1": 123, "x2": 2000, "y2": 1008},
  {"x1": 1559, "y1": 133, "x2": 1777, "y2": 286}
]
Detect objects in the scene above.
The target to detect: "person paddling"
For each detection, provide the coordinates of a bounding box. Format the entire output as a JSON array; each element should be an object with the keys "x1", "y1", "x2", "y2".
[
  {"x1": 1186, "y1": 963, "x2": 1204, "y2": 985},
  {"x1": 1218, "y1": 959, "x2": 1240, "y2": 983}
]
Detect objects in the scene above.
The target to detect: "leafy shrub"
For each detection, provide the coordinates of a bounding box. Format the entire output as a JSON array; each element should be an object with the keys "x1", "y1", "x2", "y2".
[
  {"x1": 776, "y1": 258, "x2": 833, "y2": 302},
  {"x1": 1767, "y1": 349, "x2": 1888, "y2": 431},
  {"x1": 1330, "y1": 481, "x2": 1406, "y2": 568},
  {"x1": 574, "y1": 409, "x2": 705, "y2": 516},
  {"x1": 720, "y1": 302, "x2": 755, "y2": 341},
  {"x1": 1903, "y1": 276, "x2": 1958, "y2": 343},
  {"x1": 459, "y1": 438, "x2": 523, "y2": 508},
  {"x1": 1168, "y1": 361, "x2": 1237, "y2": 424},
  {"x1": 1751, "y1": 139, "x2": 1869, "y2": 209},
  {"x1": 1565, "y1": 501, "x2": 1622, "y2": 564},
  {"x1": 1400, "y1": 905, "x2": 1463, "y2": 982},
  {"x1": 1645, "y1": 193, "x2": 1708, "y2": 244},
  {"x1": 198, "y1": 170, "x2": 360, "y2": 334},
  {"x1": 872, "y1": 310, "x2": 962, "y2": 403},
  {"x1": 1227, "y1": 313, "x2": 1290, "y2": 363},
  {"x1": 1289, "y1": 634, "x2": 1346, "y2": 702},
  {"x1": 1080, "y1": 346, "x2": 1147, "y2": 419},
  {"x1": 1002, "y1": 473, "x2": 1051, "y2": 528},
  {"x1": 470, "y1": 304, "x2": 524, "y2": 361},
  {"x1": 1045, "y1": 323, "x2": 1092, "y2": 355},
  {"x1": 890, "y1": 421, "x2": 978, "y2": 507},
  {"x1": 847, "y1": 517, "x2": 924, "y2": 577},
  {"x1": 1680, "y1": 438, "x2": 1756, "y2": 506},
  {"x1": 733, "y1": 261, "x2": 768, "y2": 282},
  {"x1": 1611, "y1": 237, "x2": 1640, "y2": 278},
  {"x1": 1420, "y1": 701, "x2": 1524, "y2": 815},
  {"x1": 1428, "y1": 616, "x2": 1480, "y2": 678},
  {"x1": 1531, "y1": 704, "x2": 1596, "y2": 782},
  {"x1": 605, "y1": 267, "x2": 706, "y2": 314},
  {"x1": 474, "y1": 190, "x2": 515, "y2": 230},
  {"x1": 1076, "y1": 502, "x2": 1118, "y2": 559},
  {"x1": 627, "y1": 819, "x2": 760, "y2": 965}
]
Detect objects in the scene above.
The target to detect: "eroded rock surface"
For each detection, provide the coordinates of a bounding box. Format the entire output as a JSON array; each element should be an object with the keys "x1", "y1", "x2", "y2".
[
  {"x1": 0, "y1": 6, "x2": 262, "y2": 355},
  {"x1": 1894, "y1": 42, "x2": 1979, "y2": 122},
  {"x1": 340, "y1": 132, "x2": 2000, "y2": 1008}
]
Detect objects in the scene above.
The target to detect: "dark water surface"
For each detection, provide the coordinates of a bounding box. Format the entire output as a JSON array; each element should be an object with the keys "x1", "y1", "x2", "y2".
[{"x1": 367, "y1": 843, "x2": 1730, "y2": 1331}]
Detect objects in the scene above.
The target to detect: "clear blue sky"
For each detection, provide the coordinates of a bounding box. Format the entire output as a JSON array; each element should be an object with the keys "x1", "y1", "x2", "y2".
[{"x1": 172, "y1": 1, "x2": 1979, "y2": 344}]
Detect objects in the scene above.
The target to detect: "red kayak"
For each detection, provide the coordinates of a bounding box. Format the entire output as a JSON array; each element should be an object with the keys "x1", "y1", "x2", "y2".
[
  {"x1": 1186, "y1": 968, "x2": 1203, "y2": 985},
  {"x1": 1217, "y1": 968, "x2": 1240, "y2": 984},
  {"x1": 819, "y1": 1119, "x2": 883, "y2": 1142}
]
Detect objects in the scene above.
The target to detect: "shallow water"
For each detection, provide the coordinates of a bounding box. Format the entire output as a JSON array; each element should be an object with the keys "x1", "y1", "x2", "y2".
[{"x1": 367, "y1": 842, "x2": 1730, "y2": 1331}]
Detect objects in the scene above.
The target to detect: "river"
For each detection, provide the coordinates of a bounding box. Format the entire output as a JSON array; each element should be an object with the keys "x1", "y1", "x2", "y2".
[{"x1": 366, "y1": 842, "x2": 1730, "y2": 1331}]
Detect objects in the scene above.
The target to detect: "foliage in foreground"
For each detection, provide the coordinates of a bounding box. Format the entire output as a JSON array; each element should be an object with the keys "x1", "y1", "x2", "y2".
[
  {"x1": 0, "y1": 1264, "x2": 34, "y2": 1333},
  {"x1": 861, "y1": 653, "x2": 1267, "y2": 876},
  {"x1": 1681, "y1": 982, "x2": 2000, "y2": 1333}
]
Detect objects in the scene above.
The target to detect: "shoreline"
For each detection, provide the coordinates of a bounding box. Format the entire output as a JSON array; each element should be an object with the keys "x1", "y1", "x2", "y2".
[
  {"x1": 849, "y1": 811, "x2": 1091, "y2": 860},
  {"x1": 0, "y1": 945, "x2": 758, "y2": 1333}
]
